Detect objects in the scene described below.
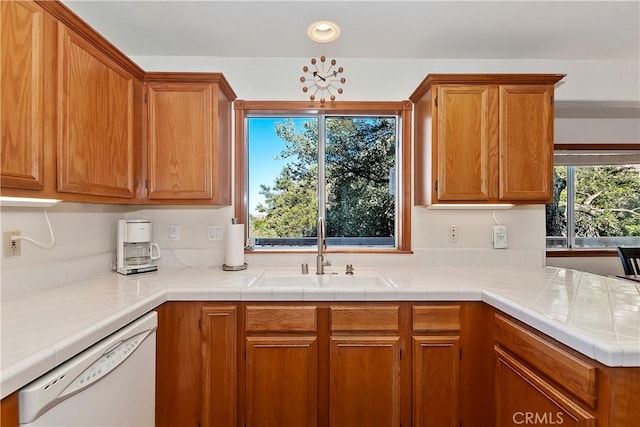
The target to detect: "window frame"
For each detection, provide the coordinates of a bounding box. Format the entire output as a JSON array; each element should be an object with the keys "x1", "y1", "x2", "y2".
[
  {"x1": 234, "y1": 100, "x2": 413, "y2": 253},
  {"x1": 546, "y1": 143, "x2": 640, "y2": 258}
]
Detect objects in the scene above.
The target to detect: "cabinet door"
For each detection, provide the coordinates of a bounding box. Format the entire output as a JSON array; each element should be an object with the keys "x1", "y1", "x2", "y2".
[
  {"x1": 329, "y1": 336, "x2": 400, "y2": 427},
  {"x1": 146, "y1": 83, "x2": 214, "y2": 200},
  {"x1": 435, "y1": 85, "x2": 498, "y2": 201},
  {"x1": 498, "y1": 85, "x2": 554, "y2": 201},
  {"x1": 413, "y1": 336, "x2": 460, "y2": 427},
  {"x1": 155, "y1": 303, "x2": 203, "y2": 427},
  {"x1": 202, "y1": 306, "x2": 237, "y2": 427},
  {"x1": 245, "y1": 336, "x2": 318, "y2": 427},
  {"x1": 57, "y1": 24, "x2": 135, "y2": 198},
  {"x1": 495, "y1": 346, "x2": 596, "y2": 427},
  {"x1": 1, "y1": 0, "x2": 45, "y2": 190}
]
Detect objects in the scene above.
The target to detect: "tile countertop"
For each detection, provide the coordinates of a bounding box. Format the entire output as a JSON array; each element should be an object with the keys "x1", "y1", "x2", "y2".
[{"x1": 1, "y1": 265, "x2": 639, "y2": 399}]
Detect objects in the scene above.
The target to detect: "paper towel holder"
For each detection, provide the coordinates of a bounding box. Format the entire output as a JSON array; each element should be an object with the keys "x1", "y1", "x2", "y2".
[{"x1": 223, "y1": 218, "x2": 248, "y2": 271}]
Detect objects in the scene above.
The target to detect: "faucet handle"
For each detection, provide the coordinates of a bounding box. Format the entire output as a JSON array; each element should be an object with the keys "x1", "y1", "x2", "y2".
[
  {"x1": 322, "y1": 259, "x2": 331, "y2": 267},
  {"x1": 346, "y1": 264, "x2": 354, "y2": 275}
]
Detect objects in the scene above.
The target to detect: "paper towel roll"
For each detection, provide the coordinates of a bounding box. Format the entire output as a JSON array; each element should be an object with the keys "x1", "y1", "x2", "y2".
[{"x1": 225, "y1": 223, "x2": 245, "y2": 268}]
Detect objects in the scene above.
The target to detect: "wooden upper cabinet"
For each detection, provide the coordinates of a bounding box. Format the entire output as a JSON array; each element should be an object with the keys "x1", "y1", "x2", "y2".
[
  {"x1": 0, "y1": 0, "x2": 45, "y2": 190},
  {"x1": 56, "y1": 23, "x2": 135, "y2": 198},
  {"x1": 410, "y1": 74, "x2": 564, "y2": 205},
  {"x1": 144, "y1": 73, "x2": 235, "y2": 204},
  {"x1": 499, "y1": 85, "x2": 554, "y2": 201},
  {"x1": 435, "y1": 85, "x2": 496, "y2": 201}
]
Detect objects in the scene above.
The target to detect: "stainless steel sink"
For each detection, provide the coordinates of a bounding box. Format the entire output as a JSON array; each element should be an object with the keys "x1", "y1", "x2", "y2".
[{"x1": 250, "y1": 270, "x2": 395, "y2": 288}]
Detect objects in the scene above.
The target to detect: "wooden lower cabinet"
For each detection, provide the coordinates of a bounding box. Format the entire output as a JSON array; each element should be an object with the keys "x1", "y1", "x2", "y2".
[
  {"x1": 155, "y1": 301, "x2": 639, "y2": 427},
  {"x1": 495, "y1": 346, "x2": 596, "y2": 427},
  {"x1": 201, "y1": 306, "x2": 237, "y2": 427},
  {"x1": 155, "y1": 302, "x2": 204, "y2": 427},
  {"x1": 245, "y1": 336, "x2": 318, "y2": 427},
  {"x1": 329, "y1": 336, "x2": 401, "y2": 427},
  {"x1": 413, "y1": 336, "x2": 460, "y2": 427},
  {"x1": 0, "y1": 392, "x2": 19, "y2": 427}
]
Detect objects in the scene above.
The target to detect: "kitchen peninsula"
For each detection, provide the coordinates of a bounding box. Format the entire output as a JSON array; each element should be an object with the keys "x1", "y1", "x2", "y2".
[{"x1": 1, "y1": 265, "x2": 639, "y2": 426}]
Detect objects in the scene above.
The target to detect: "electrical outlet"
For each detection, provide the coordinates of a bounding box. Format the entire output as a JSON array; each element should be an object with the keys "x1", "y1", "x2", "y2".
[
  {"x1": 168, "y1": 224, "x2": 180, "y2": 241},
  {"x1": 492, "y1": 225, "x2": 508, "y2": 249},
  {"x1": 3, "y1": 231, "x2": 21, "y2": 257},
  {"x1": 448, "y1": 225, "x2": 458, "y2": 243},
  {"x1": 208, "y1": 226, "x2": 223, "y2": 241}
]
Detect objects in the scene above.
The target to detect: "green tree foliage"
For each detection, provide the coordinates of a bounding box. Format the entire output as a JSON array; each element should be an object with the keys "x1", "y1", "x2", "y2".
[
  {"x1": 251, "y1": 117, "x2": 396, "y2": 239},
  {"x1": 546, "y1": 165, "x2": 640, "y2": 240},
  {"x1": 574, "y1": 165, "x2": 640, "y2": 237}
]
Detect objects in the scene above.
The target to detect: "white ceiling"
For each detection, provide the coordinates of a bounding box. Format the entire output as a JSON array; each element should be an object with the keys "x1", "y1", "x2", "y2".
[{"x1": 60, "y1": 0, "x2": 640, "y2": 61}]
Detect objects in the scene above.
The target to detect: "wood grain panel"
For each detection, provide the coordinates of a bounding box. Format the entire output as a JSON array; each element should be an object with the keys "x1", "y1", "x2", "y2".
[
  {"x1": 498, "y1": 85, "x2": 554, "y2": 201},
  {"x1": 413, "y1": 90, "x2": 432, "y2": 206},
  {"x1": 495, "y1": 314, "x2": 598, "y2": 407},
  {"x1": 201, "y1": 305, "x2": 237, "y2": 427},
  {"x1": 245, "y1": 336, "x2": 318, "y2": 427},
  {"x1": 436, "y1": 85, "x2": 496, "y2": 201},
  {"x1": 413, "y1": 304, "x2": 461, "y2": 331},
  {"x1": 1, "y1": 0, "x2": 44, "y2": 190},
  {"x1": 495, "y1": 346, "x2": 596, "y2": 427},
  {"x1": 330, "y1": 305, "x2": 399, "y2": 332},
  {"x1": 155, "y1": 302, "x2": 202, "y2": 427},
  {"x1": 245, "y1": 305, "x2": 317, "y2": 332},
  {"x1": 413, "y1": 336, "x2": 460, "y2": 427},
  {"x1": 146, "y1": 82, "x2": 213, "y2": 199},
  {"x1": 329, "y1": 336, "x2": 400, "y2": 427},
  {"x1": 0, "y1": 392, "x2": 19, "y2": 427},
  {"x1": 57, "y1": 23, "x2": 134, "y2": 198}
]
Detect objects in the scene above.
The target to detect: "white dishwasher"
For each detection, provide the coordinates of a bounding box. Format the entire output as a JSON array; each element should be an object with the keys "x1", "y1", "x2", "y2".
[{"x1": 19, "y1": 311, "x2": 157, "y2": 427}]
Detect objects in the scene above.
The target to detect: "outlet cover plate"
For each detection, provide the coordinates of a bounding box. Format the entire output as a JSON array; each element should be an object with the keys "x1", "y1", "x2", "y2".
[
  {"x1": 3, "y1": 231, "x2": 21, "y2": 257},
  {"x1": 492, "y1": 225, "x2": 508, "y2": 249}
]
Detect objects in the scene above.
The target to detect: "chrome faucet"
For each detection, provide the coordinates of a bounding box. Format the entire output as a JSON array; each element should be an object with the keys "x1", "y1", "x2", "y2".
[{"x1": 316, "y1": 216, "x2": 331, "y2": 274}]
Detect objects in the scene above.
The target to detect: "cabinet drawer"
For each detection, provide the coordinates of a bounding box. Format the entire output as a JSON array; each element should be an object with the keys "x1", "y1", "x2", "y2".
[
  {"x1": 330, "y1": 305, "x2": 399, "y2": 332},
  {"x1": 494, "y1": 314, "x2": 598, "y2": 408},
  {"x1": 413, "y1": 305, "x2": 461, "y2": 332},
  {"x1": 246, "y1": 306, "x2": 317, "y2": 332}
]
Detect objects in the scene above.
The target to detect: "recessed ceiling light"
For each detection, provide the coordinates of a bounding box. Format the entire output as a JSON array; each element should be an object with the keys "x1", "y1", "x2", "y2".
[{"x1": 307, "y1": 21, "x2": 340, "y2": 44}]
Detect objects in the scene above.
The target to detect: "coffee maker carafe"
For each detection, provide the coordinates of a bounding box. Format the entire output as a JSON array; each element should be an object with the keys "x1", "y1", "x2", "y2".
[{"x1": 117, "y1": 219, "x2": 161, "y2": 275}]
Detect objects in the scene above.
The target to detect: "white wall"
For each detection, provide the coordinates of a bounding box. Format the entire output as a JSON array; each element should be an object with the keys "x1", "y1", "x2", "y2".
[{"x1": 1, "y1": 57, "x2": 637, "y2": 297}]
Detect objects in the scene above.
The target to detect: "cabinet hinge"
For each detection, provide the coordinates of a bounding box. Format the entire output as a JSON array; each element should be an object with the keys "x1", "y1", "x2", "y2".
[
  {"x1": 198, "y1": 318, "x2": 202, "y2": 330},
  {"x1": 399, "y1": 349, "x2": 402, "y2": 360},
  {"x1": 550, "y1": 95, "x2": 553, "y2": 105},
  {"x1": 435, "y1": 95, "x2": 438, "y2": 107},
  {"x1": 144, "y1": 179, "x2": 148, "y2": 189},
  {"x1": 144, "y1": 93, "x2": 148, "y2": 103},
  {"x1": 459, "y1": 349, "x2": 462, "y2": 360},
  {"x1": 244, "y1": 350, "x2": 247, "y2": 361},
  {"x1": 435, "y1": 180, "x2": 438, "y2": 192}
]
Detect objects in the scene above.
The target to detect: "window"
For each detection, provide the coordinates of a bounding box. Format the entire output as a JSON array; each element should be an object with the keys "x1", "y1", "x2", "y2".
[
  {"x1": 235, "y1": 101, "x2": 412, "y2": 252},
  {"x1": 546, "y1": 147, "x2": 640, "y2": 249}
]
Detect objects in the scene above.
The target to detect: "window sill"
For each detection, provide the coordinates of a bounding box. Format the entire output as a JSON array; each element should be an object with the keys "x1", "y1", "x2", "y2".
[
  {"x1": 546, "y1": 249, "x2": 618, "y2": 258},
  {"x1": 245, "y1": 248, "x2": 414, "y2": 255}
]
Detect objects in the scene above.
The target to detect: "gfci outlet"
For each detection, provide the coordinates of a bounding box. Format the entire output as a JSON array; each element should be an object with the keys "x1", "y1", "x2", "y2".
[
  {"x1": 448, "y1": 225, "x2": 459, "y2": 243},
  {"x1": 492, "y1": 225, "x2": 508, "y2": 249}
]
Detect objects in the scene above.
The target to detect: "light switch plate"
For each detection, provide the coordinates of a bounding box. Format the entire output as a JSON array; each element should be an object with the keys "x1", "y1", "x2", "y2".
[
  {"x1": 208, "y1": 226, "x2": 223, "y2": 241},
  {"x1": 492, "y1": 225, "x2": 507, "y2": 249}
]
